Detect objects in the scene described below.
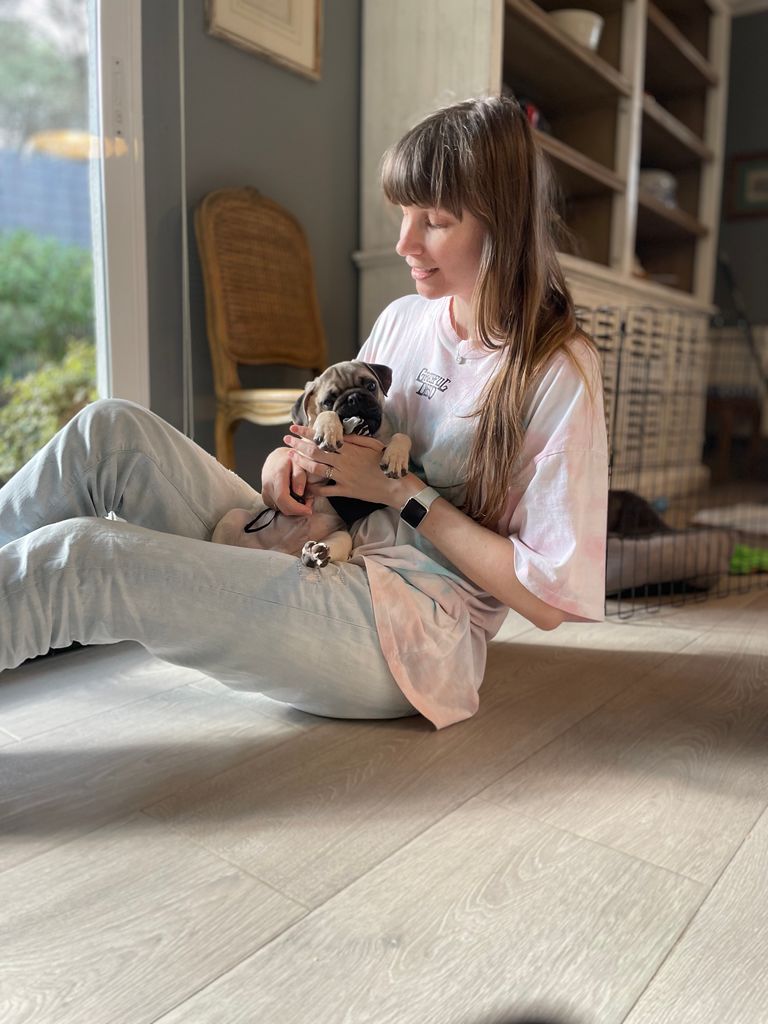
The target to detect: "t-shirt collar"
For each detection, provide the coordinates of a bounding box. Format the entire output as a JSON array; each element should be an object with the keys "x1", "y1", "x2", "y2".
[{"x1": 439, "y1": 296, "x2": 500, "y2": 361}]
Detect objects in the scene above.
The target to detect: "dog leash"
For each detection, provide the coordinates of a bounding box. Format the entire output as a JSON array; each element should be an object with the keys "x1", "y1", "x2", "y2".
[{"x1": 243, "y1": 486, "x2": 307, "y2": 534}]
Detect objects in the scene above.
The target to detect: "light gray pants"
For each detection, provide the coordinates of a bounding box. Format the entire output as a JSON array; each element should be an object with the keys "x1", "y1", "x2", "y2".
[{"x1": 0, "y1": 399, "x2": 416, "y2": 720}]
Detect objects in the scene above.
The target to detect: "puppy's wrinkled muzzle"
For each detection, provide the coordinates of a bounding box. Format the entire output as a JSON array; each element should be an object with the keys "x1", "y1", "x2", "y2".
[{"x1": 334, "y1": 390, "x2": 382, "y2": 435}]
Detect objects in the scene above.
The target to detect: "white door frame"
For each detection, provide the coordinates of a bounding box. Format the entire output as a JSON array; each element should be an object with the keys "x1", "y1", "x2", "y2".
[{"x1": 89, "y1": 0, "x2": 150, "y2": 406}]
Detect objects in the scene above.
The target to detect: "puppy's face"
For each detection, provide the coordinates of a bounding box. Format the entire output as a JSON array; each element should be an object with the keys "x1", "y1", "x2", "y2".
[{"x1": 291, "y1": 361, "x2": 392, "y2": 436}]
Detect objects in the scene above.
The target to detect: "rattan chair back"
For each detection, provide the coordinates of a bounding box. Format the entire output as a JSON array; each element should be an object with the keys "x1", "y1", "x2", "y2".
[{"x1": 194, "y1": 186, "x2": 328, "y2": 468}]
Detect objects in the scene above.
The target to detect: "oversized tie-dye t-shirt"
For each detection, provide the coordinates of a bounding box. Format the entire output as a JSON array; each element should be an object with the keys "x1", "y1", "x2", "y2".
[{"x1": 349, "y1": 294, "x2": 609, "y2": 729}]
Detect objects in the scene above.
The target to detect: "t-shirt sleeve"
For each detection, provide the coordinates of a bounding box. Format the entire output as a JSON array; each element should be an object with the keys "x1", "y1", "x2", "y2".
[
  {"x1": 497, "y1": 343, "x2": 609, "y2": 622},
  {"x1": 357, "y1": 336, "x2": 374, "y2": 362},
  {"x1": 505, "y1": 449, "x2": 608, "y2": 621},
  {"x1": 356, "y1": 295, "x2": 423, "y2": 367},
  {"x1": 357, "y1": 306, "x2": 394, "y2": 365}
]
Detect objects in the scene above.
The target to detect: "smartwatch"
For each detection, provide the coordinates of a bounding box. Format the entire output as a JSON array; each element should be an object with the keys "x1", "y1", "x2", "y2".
[{"x1": 399, "y1": 486, "x2": 441, "y2": 530}]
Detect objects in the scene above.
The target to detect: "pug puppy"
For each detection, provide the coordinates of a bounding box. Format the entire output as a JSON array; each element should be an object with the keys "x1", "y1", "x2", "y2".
[{"x1": 211, "y1": 361, "x2": 411, "y2": 568}]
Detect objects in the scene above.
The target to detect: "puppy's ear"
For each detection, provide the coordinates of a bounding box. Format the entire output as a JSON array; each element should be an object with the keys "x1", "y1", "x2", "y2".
[
  {"x1": 291, "y1": 381, "x2": 316, "y2": 425},
  {"x1": 363, "y1": 362, "x2": 393, "y2": 396}
]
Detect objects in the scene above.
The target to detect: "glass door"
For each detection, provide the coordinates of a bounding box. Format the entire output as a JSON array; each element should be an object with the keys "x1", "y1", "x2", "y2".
[{"x1": 0, "y1": 0, "x2": 149, "y2": 486}]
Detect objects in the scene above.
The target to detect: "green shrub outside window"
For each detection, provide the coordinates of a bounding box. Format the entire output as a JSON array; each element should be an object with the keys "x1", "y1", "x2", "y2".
[{"x1": 0, "y1": 229, "x2": 96, "y2": 484}]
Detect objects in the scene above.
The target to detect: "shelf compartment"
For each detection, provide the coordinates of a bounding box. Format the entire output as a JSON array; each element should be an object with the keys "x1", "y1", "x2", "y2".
[
  {"x1": 641, "y1": 93, "x2": 714, "y2": 168},
  {"x1": 534, "y1": 0, "x2": 625, "y2": 69},
  {"x1": 644, "y1": 2, "x2": 718, "y2": 98},
  {"x1": 652, "y1": 0, "x2": 712, "y2": 62},
  {"x1": 535, "y1": 0, "x2": 625, "y2": 14},
  {"x1": 653, "y1": 0, "x2": 714, "y2": 12},
  {"x1": 503, "y1": 0, "x2": 632, "y2": 110},
  {"x1": 562, "y1": 194, "x2": 615, "y2": 267},
  {"x1": 636, "y1": 189, "x2": 708, "y2": 241},
  {"x1": 547, "y1": 102, "x2": 620, "y2": 171},
  {"x1": 635, "y1": 237, "x2": 697, "y2": 294},
  {"x1": 537, "y1": 130, "x2": 625, "y2": 197}
]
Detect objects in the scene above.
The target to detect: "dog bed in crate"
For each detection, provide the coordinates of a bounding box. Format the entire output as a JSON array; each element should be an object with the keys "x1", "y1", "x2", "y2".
[
  {"x1": 606, "y1": 529, "x2": 734, "y2": 595},
  {"x1": 691, "y1": 503, "x2": 768, "y2": 539}
]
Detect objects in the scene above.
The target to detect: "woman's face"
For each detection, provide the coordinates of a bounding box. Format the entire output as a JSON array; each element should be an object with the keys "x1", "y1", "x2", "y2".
[{"x1": 395, "y1": 205, "x2": 486, "y2": 305}]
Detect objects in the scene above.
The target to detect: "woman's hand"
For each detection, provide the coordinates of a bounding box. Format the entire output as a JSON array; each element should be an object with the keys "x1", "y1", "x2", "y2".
[
  {"x1": 283, "y1": 425, "x2": 416, "y2": 508},
  {"x1": 260, "y1": 446, "x2": 314, "y2": 517},
  {"x1": 283, "y1": 430, "x2": 563, "y2": 629}
]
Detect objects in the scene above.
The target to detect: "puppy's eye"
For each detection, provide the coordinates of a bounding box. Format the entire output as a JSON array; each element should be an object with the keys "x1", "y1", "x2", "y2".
[
  {"x1": 322, "y1": 398, "x2": 334, "y2": 408},
  {"x1": 365, "y1": 380, "x2": 377, "y2": 391}
]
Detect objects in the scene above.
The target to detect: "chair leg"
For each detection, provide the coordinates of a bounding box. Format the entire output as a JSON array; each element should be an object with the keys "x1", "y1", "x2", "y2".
[{"x1": 215, "y1": 413, "x2": 237, "y2": 470}]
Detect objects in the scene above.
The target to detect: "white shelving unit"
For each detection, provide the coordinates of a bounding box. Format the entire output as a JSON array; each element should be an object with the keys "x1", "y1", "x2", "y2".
[{"x1": 355, "y1": 0, "x2": 731, "y2": 333}]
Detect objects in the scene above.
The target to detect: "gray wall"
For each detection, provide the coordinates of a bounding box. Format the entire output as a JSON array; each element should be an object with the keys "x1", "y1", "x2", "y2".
[
  {"x1": 714, "y1": 10, "x2": 768, "y2": 324},
  {"x1": 142, "y1": 0, "x2": 361, "y2": 485}
]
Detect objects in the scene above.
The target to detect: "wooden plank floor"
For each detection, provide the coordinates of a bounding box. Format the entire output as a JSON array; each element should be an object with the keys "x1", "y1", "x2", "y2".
[{"x1": 1, "y1": 586, "x2": 767, "y2": 1024}]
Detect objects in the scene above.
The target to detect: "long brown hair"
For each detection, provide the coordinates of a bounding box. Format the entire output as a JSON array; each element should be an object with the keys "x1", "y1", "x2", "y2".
[{"x1": 381, "y1": 95, "x2": 598, "y2": 527}]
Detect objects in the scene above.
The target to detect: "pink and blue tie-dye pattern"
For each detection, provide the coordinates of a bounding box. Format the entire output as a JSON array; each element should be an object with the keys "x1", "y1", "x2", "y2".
[{"x1": 348, "y1": 294, "x2": 608, "y2": 729}]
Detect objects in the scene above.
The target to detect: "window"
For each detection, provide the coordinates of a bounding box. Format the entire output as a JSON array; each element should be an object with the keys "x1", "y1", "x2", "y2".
[{"x1": 0, "y1": 0, "x2": 148, "y2": 485}]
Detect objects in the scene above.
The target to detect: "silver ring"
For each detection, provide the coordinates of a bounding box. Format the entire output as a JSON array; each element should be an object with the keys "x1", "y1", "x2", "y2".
[{"x1": 325, "y1": 465, "x2": 334, "y2": 481}]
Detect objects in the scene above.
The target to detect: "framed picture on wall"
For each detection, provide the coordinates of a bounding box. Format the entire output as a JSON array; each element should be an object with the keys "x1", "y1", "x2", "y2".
[
  {"x1": 727, "y1": 151, "x2": 768, "y2": 219},
  {"x1": 205, "y1": 0, "x2": 323, "y2": 81}
]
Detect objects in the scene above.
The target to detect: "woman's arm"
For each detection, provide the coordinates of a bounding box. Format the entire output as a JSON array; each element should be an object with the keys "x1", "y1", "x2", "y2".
[
  {"x1": 396, "y1": 483, "x2": 566, "y2": 630},
  {"x1": 285, "y1": 428, "x2": 565, "y2": 631}
]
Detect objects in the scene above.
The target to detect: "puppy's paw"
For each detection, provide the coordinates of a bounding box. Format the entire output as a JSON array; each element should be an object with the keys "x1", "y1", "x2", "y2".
[
  {"x1": 313, "y1": 418, "x2": 343, "y2": 451},
  {"x1": 301, "y1": 541, "x2": 331, "y2": 568},
  {"x1": 380, "y1": 455, "x2": 409, "y2": 478},
  {"x1": 315, "y1": 433, "x2": 343, "y2": 453},
  {"x1": 379, "y1": 435, "x2": 411, "y2": 478}
]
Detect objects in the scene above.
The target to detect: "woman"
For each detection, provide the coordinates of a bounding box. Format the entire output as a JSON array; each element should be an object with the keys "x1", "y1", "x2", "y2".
[{"x1": 0, "y1": 96, "x2": 608, "y2": 729}]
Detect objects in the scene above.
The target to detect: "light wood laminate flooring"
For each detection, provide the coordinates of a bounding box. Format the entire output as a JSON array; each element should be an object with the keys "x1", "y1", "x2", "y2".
[{"x1": 1, "y1": 587, "x2": 767, "y2": 1024}]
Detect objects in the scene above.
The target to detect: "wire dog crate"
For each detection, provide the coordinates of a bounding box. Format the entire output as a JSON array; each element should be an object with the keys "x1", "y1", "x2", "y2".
[{"x1": 579, "y1": 306, "x2": 768, "y2": 620}]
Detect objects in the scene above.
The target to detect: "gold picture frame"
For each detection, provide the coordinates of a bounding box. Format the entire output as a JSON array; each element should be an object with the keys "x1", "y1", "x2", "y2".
[
  {"x1": 205, "y1": 0, "x2": 323, "y2": 81},
  {"x1": 727, "y1": 151, "x2": 768, "y2": 220}
]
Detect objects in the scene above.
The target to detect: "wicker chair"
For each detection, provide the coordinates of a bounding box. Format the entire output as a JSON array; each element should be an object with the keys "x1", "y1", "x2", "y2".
[{"x1": 194, "y1": 186, "x2": 328, "y2": 469}]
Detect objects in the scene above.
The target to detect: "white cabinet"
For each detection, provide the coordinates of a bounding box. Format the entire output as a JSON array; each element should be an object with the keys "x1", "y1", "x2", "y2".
[{"x1": 355, "y1": 0, "x2": 731, "y2": 337}]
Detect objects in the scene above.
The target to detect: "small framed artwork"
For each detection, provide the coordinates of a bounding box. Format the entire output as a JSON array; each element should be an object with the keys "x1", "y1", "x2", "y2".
[
  {"x1": 205, "y1": 0, "x2": 323, "y2": 81},
  {"x1": 727, "y1": 151, "x2": 768, "y2": 219}
]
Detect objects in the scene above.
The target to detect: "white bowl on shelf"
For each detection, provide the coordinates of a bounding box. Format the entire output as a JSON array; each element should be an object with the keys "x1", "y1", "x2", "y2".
[
  {"x1": 549, "y1": 9, "x2": 605, "y2": 51},
  {"x1": 639, "y1": 168, "x2": 678, "y2": 207}
]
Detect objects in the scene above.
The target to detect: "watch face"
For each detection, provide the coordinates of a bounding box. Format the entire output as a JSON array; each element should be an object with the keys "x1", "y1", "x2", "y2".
[{"x1": 401, "y1": 496, "x2": 429, "y2": 529}]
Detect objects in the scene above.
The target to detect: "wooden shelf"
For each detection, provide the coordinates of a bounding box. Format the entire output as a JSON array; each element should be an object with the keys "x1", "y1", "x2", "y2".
[
  {"x1": 653, "y1": 0, "x2": 713, "y2": 66},
  {"x1": 641, "y1": 93, "x2": 714, "y2": 168},
  {"x1": 503, "y1": 0, "x2": 631, "y2": 109},
  {"x1": 359, "y1": 0, "x2": 729, "y2": 318},
  {"x1": 636, "y1": 189, "x2": 709, "y2": 241},
  {"x1": 645, "y1": 2, "x2": 718, "y2": 97},
  {"x1": 537, "y1": 131, "x2": 624, "y2": 197}
]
